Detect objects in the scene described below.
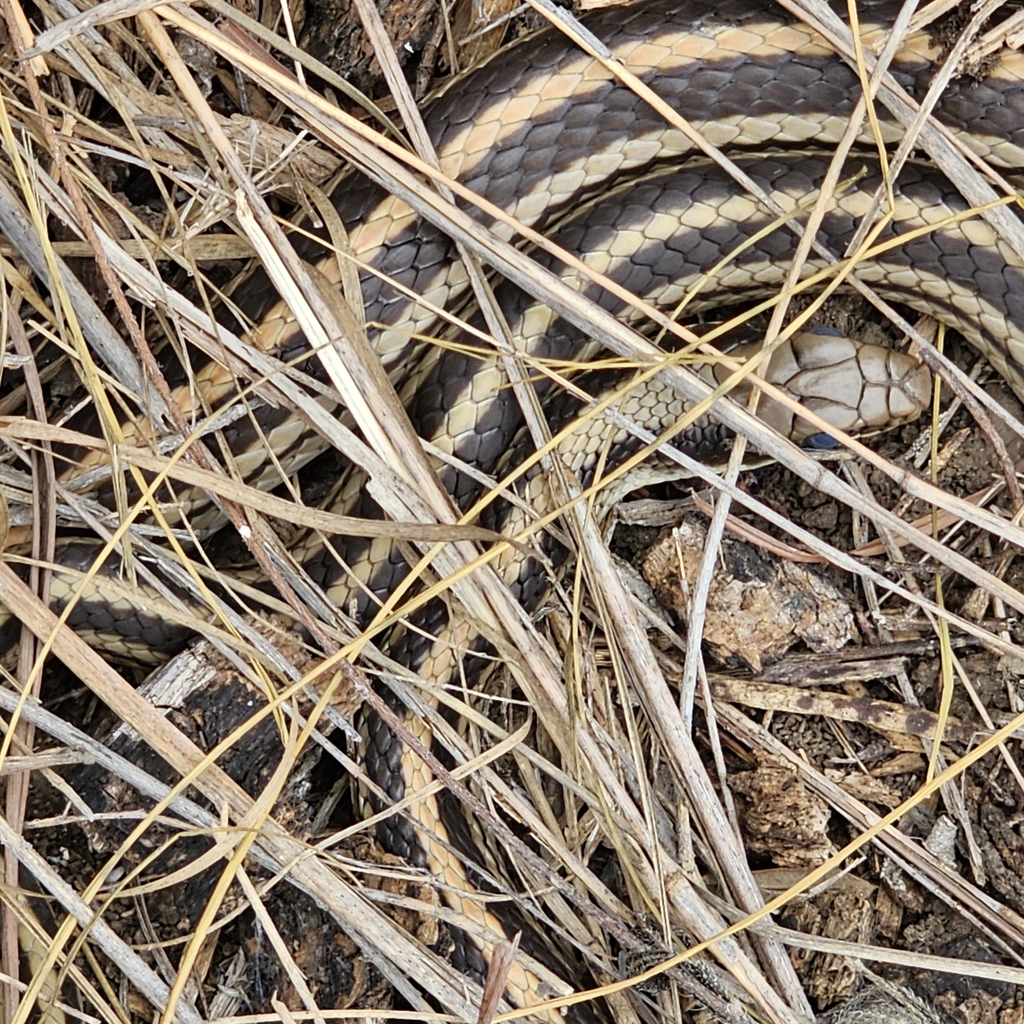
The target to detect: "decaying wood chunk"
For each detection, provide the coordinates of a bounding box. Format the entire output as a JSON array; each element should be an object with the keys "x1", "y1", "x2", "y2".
[
  {"x1": 642, "y1": 516, "x2": 855, "y2": 671},
  {"x1": 730, "y1": 754, "x2": 836, "y2": 867}
]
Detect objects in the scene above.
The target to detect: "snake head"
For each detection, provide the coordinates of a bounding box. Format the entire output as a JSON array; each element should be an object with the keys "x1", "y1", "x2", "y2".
[{"x1": 730, "y1": 328, "x2": 932, "y2": 445}]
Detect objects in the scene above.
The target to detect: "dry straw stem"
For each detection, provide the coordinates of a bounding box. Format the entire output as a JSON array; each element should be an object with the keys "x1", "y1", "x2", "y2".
[
  {"x1": 769, "y1": 923, "x2": 1024, "y2": 989},
  {"x1": 2, "y1": 0, "x2": 1024, "y2": 1021},
  {"x1": 0, "y1": 417, "x2": 510, "y2": 547}
]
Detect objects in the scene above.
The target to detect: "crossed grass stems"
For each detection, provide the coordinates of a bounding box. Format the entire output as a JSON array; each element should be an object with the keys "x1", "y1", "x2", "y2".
[{"x1": 2, "y1": 0, "x2": 1024, "y2": 1022}]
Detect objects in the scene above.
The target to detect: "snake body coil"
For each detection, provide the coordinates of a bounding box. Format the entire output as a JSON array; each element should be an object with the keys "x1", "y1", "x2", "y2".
[
  {"x1": 10, "y1": 1, "x2": 1024, "y2": 1021},
  {"x1": 61, "y1": 0, "x2": 1024, "y2": 512}
]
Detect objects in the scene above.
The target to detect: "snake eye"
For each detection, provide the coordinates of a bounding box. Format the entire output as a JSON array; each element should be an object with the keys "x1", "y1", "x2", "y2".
[{"x1": 802, "y1": 432, "x2": 841, "y2": 450}]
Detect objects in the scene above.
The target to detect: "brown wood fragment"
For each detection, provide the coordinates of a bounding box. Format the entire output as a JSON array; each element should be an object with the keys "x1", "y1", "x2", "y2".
[
  {"x1": 707, "y1": 677, "x2": 985, "y2": 746},
  {"x1": 642, "y1": 517, "x2": 855, "y2": 671}
]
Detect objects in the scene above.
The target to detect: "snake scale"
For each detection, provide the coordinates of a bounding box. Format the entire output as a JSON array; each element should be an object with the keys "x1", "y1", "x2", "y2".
[{"x1": 9, "y1": 0, "x2": 1024, "y2": 1020}]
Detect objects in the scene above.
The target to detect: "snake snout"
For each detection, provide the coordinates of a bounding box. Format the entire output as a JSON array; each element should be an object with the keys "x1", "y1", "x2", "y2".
[{"x1": 757, "y1": 330, "x2": 931, "y2": 443}]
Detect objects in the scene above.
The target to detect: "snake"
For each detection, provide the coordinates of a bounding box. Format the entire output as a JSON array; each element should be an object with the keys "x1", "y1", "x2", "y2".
[{"x1": 7, "y1": 0, "x2": 1024, "y2": 1020}]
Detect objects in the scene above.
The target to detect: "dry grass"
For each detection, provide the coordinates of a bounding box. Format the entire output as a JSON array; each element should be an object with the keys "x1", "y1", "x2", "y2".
[{"x1": 1, "y1": 0, "x2": 1024, "y2": 1023}]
